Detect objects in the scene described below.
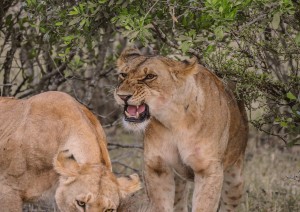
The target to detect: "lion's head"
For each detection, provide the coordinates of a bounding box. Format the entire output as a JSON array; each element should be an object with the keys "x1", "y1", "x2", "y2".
[
  {"x1": 114, "y1": 48, "x2": 198, "y2": 131},
  {"x1": 54, "y1": 150, "x2": 141, "y2": 212}
]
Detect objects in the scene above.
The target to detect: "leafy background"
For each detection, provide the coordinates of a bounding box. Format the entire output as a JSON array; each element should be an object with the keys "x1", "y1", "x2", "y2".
[{"x1": 1, "y1": 0, "x2": 299, "y2": 211}]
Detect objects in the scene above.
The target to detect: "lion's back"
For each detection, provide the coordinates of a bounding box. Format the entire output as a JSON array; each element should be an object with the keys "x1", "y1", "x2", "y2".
[{"x1": 0, "y1": 92, "x2": 86, "y2": 172}]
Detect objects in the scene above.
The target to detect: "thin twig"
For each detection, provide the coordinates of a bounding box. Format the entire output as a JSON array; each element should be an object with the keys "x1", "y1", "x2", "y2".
[
  {"x1": 108, "y1": 143, "x2": 143, "y2": 150},
  {"x1": 152, "y1": 22, "x2": 206, "y2": 65}
]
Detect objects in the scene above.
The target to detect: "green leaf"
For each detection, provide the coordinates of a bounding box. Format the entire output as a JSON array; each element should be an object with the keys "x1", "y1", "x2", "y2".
[
  {"x1": 205, "y1": 45, "x2": 216, "y2": 55},
  {"x1": 69, "y1": 17, "x2": 81, "y2": 26},
  {"x1": 287, "y1": 91, "x2": 296, "y2": 100},
  {"x1": 69, "y1": 7, "x2": 79, "y2": 15},
  {"x1": 219, "y1": 6, "x2": 223, "y2": 13},
  {"x1": 180, "y1": 41, "x2": 191, "y2": 54},
  {"x1": 280, "y1": 121, "x2": 288, "y2": 127},
  {"x1": 271, "y1": 12, "x2": 281, "y2": 30},
  {"x1": 214, "y1": 27, "x2": 224, "y2": 40},
  {"x1": 55, "y1": 22, "x2": 63, "y2": 26},
  {"x1": 274, "y1": 117, "x2": 281, "y2": 122}
]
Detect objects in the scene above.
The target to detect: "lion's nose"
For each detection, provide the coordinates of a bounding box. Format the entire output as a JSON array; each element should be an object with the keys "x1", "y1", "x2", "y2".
[{"x1": 118, "y1": 94, "x2": 132, "y2": 102}]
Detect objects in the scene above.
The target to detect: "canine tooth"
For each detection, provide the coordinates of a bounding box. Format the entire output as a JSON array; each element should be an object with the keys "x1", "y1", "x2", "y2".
[
  {"x1": 125, "y1": 110, "x2": 131, "y2": 117},
  {"x1": 136, "y1": 111, "x2": 139, "y2": 118}
]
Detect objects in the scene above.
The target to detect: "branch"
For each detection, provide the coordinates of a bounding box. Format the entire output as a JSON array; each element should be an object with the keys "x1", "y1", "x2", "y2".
[
  {"x1": 13, "y1": 76, "x2": 28, "y2": 96},
  {"x1": 1, "y1": 29, "x2": 21, "y2": 96},
  {"x1": 18, "y1": 52, "x2": 75, "y2": 98},
  {"x1": 108, "y1": 143, "x2": 143, "y2": 150},
  {"x1": 111, "y1": 161, "x2": 140, "y2": 173},
  {"x1": 152, "y1": 22, "x2": 206, "y2": 65}
]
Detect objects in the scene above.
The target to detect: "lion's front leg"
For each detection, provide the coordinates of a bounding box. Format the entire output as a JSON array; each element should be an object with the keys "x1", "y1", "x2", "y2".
[
  {"x1": 192, "y1": 162, "x2": 224, "y2": 212},
  {"x1": 144, "y1": 156, "x2": 175, "y2": 212}
]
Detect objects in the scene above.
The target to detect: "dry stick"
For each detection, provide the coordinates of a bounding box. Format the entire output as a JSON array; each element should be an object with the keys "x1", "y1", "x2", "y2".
[
  {"x1": 111, "y1": 161, "x2": 140, "y2": 173},
  {"x1": 13, "y1": 76, "x2": 28, "y2": 97},
  {"x1": 1, "y1": 30, "x2": 21, "y2": 96},
  {"x1": 108, "y1": 143, "x2": 143, "y2": 150}
]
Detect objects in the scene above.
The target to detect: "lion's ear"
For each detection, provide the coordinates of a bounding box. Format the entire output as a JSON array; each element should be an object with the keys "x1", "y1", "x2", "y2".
[
  {"x1": 54, "y1": 150, "x2": 80, "y2": 177},
  {"x1": 117, "y1": 173, "x2": 141, "y2": 199},
  {"x1": 117, "y1": 48, "x2": 142, "y2": 67},
  {"x1": 175, "y1": 57, "x2": 199, "y2": 79}
]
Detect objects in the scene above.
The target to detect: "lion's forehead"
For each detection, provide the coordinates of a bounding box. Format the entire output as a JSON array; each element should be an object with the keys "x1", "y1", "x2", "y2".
[{"x1": 119, "y1": 56, "x2": 169, "y2": 74}]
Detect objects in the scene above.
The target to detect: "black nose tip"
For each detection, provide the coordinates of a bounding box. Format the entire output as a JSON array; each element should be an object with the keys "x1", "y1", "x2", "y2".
[{"x1": 118, "y1": 95, "x2": 132, "y2": 102}]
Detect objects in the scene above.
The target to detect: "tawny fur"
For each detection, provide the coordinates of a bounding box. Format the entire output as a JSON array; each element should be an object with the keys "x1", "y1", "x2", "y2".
[
  {"x1": 115, "y1": 49, "x2": 248, "y2": 212},
  {"x1": 0, "y1": 91, "x2": 140, "y2": 212}
]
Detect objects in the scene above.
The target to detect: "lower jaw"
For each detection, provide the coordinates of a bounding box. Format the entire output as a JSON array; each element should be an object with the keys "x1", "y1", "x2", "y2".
[
  {"x1": 124, "y1": 117, "x2": 146, "y2": 123},
  {"x1": 122, "y1": 118, "x2": 150, "y2": 131}
]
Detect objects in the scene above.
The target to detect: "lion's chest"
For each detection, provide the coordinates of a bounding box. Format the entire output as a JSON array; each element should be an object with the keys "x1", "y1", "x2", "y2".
[{"x1": 152, "y1": 131, "x2": 195, "y2": 181}]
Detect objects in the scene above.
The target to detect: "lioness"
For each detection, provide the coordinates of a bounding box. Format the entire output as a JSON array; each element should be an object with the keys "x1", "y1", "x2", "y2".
[
  {"x1": 114, "y1": 49, "x2": 248, "y2": 212},
  {"x1": 0, "y1": 91, "x2": 140, "y2": 212}
]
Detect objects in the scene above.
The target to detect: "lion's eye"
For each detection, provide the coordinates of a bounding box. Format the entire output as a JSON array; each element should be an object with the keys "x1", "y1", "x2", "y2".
[
  {"x1": 119, "y1": 73, "x2": 128, "y2": 78},
  {"x1": 144, "y1": 74, "x2": 156, "y2": 80},
  {"x1": 104, "y1": 209, "x2": 115, "y2": 212},
  {"x1": 76, "y1": 200, "x2": 86, "y2": 208}
]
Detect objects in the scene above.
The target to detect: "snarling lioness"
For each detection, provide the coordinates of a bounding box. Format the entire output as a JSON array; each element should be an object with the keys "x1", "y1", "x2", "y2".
[
  {"x1": 0, "y1": 91, "x2": 140, "y2": 212},
  {"x1": 114, "y1": 49, "x2": 248, "y2": 212}
]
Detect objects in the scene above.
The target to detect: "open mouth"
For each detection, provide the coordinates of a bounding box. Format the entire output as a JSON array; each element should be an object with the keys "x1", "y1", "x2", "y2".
[{"x1": 124, "y1": 103, "x2": 150, "y2": 123}]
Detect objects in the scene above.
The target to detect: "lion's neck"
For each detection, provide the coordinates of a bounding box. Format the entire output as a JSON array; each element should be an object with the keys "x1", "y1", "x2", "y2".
[{"x1": 153, "y1": 76, "x2": 205, "y2": 130}]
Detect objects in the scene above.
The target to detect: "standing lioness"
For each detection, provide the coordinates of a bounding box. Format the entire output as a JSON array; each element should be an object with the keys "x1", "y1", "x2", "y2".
[
  {"x1": 114, "y1": 49, "x2": 248, "y2": 212},
  {"x1": 0, "y1": 91, "x2": 140, "y2": 212}
]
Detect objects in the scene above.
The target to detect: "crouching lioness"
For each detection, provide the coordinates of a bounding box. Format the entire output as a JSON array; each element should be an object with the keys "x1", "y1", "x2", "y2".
[
  {"x1": 114, "y1": 49, "x2": 249, "y2": 212},
  {"x1": 0, "y1": 91, "x2": 140, "y2": 212}
]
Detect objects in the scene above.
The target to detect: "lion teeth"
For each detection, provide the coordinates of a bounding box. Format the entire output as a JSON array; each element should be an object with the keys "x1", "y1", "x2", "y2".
[
  {"x1": 125, "y1": 110, "x2": 131, "y2": 117},
  {"x1": 125, "y1": 110, "x2": 140, "y2": 119}
]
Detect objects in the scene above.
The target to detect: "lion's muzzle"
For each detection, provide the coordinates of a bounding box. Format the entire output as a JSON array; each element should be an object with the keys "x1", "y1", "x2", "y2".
[{"x1": 124, "y1": 104, "x2": 150, "y2": 123}]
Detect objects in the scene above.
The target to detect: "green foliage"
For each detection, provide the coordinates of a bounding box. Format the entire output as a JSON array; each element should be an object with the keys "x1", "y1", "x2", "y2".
[
  {"x1": 110, "y1": 0, "x2": 300, "y2": 144},
  {"x1": 0, "y1": 0, "x2": 299, "y2": 144}
]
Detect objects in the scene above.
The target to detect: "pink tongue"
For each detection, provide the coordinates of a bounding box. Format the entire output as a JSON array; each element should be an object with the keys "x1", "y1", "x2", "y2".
[
  {"x1": 137, "y1": 104, "x2": 146, "y2": 113},
  {"x1": 126, "y1": 104, "x2": 146, "y2": 116},
  {"x1": 127, "y1": 105, "x2": 137, "y2": 116}
]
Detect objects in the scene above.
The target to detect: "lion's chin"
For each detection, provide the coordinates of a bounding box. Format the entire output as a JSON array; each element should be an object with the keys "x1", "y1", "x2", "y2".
[{"x1": 122, "y1": 118, "x2": 150, "y2": 132}]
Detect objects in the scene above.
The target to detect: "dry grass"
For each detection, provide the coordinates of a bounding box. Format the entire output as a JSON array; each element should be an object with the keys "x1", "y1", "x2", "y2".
[
  {"x1": 23, "y1": 127, "x2": 300, "y2": 211},
  {"x1": 240, "y1": 132, "x2": 300, "y2": 212}
]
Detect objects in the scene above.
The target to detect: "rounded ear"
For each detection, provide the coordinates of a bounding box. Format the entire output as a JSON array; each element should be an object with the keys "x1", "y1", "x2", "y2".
[
  {"x1": 53, "y1": 150, "x2": 80, "y2": 177},
  {"x1": 117, "y1": 48, "x2": 142, "y2": 67},
  {"x1": 117, "y1": 173, "x2": 142, "y2": 199},
  {"x1": 177, "y1": 57, "x2": 199, "y2": 78}
]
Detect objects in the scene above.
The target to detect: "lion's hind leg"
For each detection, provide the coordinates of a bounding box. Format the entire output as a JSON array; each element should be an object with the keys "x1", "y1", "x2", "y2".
[
  {"x1": 174, "y1": 174, "x2": 190, "y2": 212},
  {"x1": 0, "y1": 183, "x2": 22, "y2": 212},
  {"x1": 219, "y1": 158, "x2": 244, "y2": 212}
]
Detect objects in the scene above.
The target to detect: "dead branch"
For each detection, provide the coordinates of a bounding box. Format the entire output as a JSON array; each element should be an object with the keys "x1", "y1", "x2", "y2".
[
  {"x1": 1, "y1": 29, "x2": 21, "y2": 96},
  {"x1": 108, "y1": 143, "x2": 143, "y2": 150}
]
